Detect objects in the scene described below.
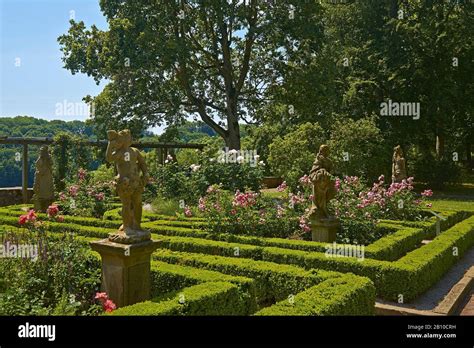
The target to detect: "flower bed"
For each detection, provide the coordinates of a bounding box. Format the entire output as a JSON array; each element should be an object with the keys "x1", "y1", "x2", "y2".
[{"x1": 196, "y1": 175, "x2": 434, "y2": 244}]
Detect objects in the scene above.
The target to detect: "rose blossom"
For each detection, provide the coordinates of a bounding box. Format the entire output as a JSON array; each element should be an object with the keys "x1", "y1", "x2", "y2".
[
  {"x1": 421, "y1": 189, "x2": 433, "y2": 197},
  {"x1": 277, "y1": 181, "x2": 287, "y2": 192},
  {"x1": 184, "y1": 206, "x2": 193, "y2": 217}
]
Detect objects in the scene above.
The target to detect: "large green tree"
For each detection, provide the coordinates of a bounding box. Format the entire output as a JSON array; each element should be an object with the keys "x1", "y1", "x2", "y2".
[
  {"x1": 275, "y1": 0, "x2": 473, "y2": 166},
  {"x1": 58, "y1": 0, "x2": 324, "y2": 149}
]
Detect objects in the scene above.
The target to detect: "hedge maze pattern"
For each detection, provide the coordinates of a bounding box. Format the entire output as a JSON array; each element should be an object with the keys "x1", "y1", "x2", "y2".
[{"x1": 0, "y1": 205, "x2": 473, "y2": 315}]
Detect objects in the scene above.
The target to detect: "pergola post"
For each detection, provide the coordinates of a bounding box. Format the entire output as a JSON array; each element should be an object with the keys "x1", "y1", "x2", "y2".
[{"x1": 22, "y1": 143, "x2": 29, "y2": 204}]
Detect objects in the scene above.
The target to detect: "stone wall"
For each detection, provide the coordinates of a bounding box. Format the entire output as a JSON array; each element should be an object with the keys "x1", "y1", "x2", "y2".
[{"x1": 0, "y1": 187, "x2": 33, "y2": 207}]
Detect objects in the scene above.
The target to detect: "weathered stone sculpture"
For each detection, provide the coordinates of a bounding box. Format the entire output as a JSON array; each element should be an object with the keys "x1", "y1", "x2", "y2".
[
  {"x1": 307, "y1": 144, "x2": 339, "y2": 242},
  {"x1": 105, "y1": 129, "x2": 150, "y2": 244},
  {"x1": 91, "y1": 129, "x2": 159, "y2": 308},
  {"x1": 32, "y1": 146, "x2": 54, "y2": 212},
  {"x1": 308, "y1": 145, "x2": 337, "y2": 220},
  {"x1": 392, "y1": 145, "x2": 407, "y2": 183}
]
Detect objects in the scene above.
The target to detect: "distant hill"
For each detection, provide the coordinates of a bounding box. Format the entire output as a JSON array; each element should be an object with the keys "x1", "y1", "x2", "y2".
[
  {"x1": 0, "y1": 116, "x2": 95, "y2": 187},
  {"x1": 0, "y1": 116, "x2": 221, "y2": 188},
  {"x1": 0, "y1": 116, "x2": 94, "y2": 139}
]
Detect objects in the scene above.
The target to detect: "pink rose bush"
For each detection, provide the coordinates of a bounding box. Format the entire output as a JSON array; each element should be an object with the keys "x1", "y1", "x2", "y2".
[
  {"x1": 199, "y1": 185, "x2": 299, "y2": 237},
  {"x1": 58, "y1": 168, "x2": 114, "y2": 218},
  {"x1": 18, "y1": 205, "x2": 65, "y2": 230},
  {"x1": 197, "y1": 174, "x2": 433, "y2": 244},
  {"x1": 95, "y1": 292, "x2": 116, "y2": 313}
]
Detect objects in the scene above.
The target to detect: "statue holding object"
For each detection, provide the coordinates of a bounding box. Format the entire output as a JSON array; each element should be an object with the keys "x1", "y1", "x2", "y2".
[
  {"x1": 308, "y1": 144, "x2": 337, "y2": 221},
  {"x1": 392, "y1": 145, "x2": 407, "y2": 183},
  {"x1": 106, "y1": 129, "x2": 150, "y2": 244},
  {"x1": 90, "y1": 130, "x2": 159, "y2": 308},
  {"x1": 307, "y1": 144, "x2": 339, "y2": 242}
]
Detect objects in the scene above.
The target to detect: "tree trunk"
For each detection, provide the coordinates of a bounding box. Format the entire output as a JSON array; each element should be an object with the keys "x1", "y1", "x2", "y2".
[
  {"x1": 436, "y1": 131, "x2": 445, "y2": 159},
  {"x1": 466, "y1": 141, "x2": 472, "y2": 169},
  {"x1": 225, "y1": 119, "x2": 241, "y2": 150}
]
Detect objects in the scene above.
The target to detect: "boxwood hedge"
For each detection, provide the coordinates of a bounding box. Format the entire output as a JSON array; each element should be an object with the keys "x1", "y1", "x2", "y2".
[{"x1": 255, "y1": 273, "x2": 375, "y2": 316}]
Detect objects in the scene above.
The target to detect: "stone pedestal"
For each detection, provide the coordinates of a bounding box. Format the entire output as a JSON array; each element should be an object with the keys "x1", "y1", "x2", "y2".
[
  {"x1": 309, "y1": 218, "x2": 340, "y2": 243},
  {"x1": 90, "y1": 239, "x2": 160, "y2": 308}
]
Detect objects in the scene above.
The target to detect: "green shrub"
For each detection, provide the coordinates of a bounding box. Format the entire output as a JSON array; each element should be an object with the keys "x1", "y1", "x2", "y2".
[
  {"x1": 147, "y1": 154, "x2": 265, "y2": 204},
  {"x1": 153, "y1": 249, "x2": 338, "y2": 303},
  {"x1": 103, "y1": 207, "x2": 203, "y2": 222},
  {"x1": 409, "y1": 151, "x2": 461, "y2": 188},
  {"x1": 150, "y1": 261, "x2": 257, "y2": 312},
  {"x1": 255, "y1": 274, "x2": 375, "y2": 316},
  {"x1": 328, "y1": 117, "x2": 390, "y2": 182},
  {"x1": 110, "y1": 282, "x2": 251, "y2": 316},
  {"x1": 395, "y1": 215, "x2": 474, "y2": 300},
  {"x1": 268, "y1": 122, "x2": 327, "y2": 190},
  {"x1": 0, "y1": 226, "x2": 101, "y2": 315}
]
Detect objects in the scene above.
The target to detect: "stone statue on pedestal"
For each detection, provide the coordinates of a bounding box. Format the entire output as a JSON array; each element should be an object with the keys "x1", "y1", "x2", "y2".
[
  {"x1": 308, "y1": 144, "x2": 337, "y2": 221},
  {"x1": 106, "y1": 129, "x2": 150, "y2": 244},
  {"x1": 32, "y1": 146, "x2": 55, "y2": 212},
  {"x1": 307, "y1": 144, "x2": 339, "y2": 242},
  {"x1": 90, "y1": 130, "x2": 159, "y2": 309},
  {"x1": 392, "y1": 145, "x2": 407, "y2": 183}
]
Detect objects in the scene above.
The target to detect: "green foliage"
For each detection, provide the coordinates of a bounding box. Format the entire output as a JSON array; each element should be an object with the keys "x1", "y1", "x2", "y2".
[
  {"x1": 58, "y1": 168, "x2": 115, "y2": 218},
  {"x1": 175, "y1": 149, "x2": 201, "y2": 168},
  {"x1": 110, "y1": 282, "x2": 252, "y2": 316},
  {"x1": 255, "y1": 274, "x2": 375, "y2": 316},
  {"x1": 146, "y1": 154, "x2": 264, "y2": 205},
  {"x1": 410, "y1": 152, "x2": 461, "y2": 188},
  {"x1": 89, "y1": 164, "x2": 115, "y2": 185},
  {"x1": 0, "y1": 117, "x2": 94, "y2": 188},
  {"x1": 58, "y1": 1, "x2": 325, "y2": 149},
  {"x1": 51, "y1": 132, "x2": 94, "y2": 192},
  {"x1": 153, "y1": 248, "x2": 339, "y2": 304},
  {"x1": 199, "y1": 185, "x2": 299, "y2": 237},
  {"x1": 268, "y1": 122, "x2": 327, "y2": 189},
  {"x1": 328, "y1": 117, "x2": 390, "y2": 182},
  {"x1": 0, "y1": 227, "x2": 101, "y2": 315}
]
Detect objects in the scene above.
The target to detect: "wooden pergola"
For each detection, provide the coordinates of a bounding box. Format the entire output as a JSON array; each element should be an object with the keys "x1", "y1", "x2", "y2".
[{"x1": 0, "y1": 136, "x2": 205, "y2": 204}]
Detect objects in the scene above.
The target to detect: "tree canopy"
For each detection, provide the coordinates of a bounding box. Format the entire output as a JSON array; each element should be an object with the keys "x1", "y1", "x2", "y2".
[{"x1": 58, "y1": 0, "x2": 325, "y2": 149}]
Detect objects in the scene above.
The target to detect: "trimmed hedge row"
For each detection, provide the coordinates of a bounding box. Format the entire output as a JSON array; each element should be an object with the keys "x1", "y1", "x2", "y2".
[
  {"x1": 147, "y1": 210, "x2": 468, "y2": 262},
  {"x1": 394, "y1": 214, "x2": 474, "y2": 300},
  {"x1": 255, "y1": 273, "x2": 375, "y2": 316},
  {"x1": 0, "y1": 214, "x2": 115, "y2": 238},
  {"x1": 142, "y1": 222, "x2": 208, "y2": 237},
  {"x1": 260, "y1": 215, "x2": 474, "y2": 301},
  {"x1": 0, "y1": 206, "x2": 206, "y2": 230},
  {"x1": 2, "y1": 206, "x2": 465, "y2": 265},
  {"x1": 0, "y1": 212, "x2": 206, "y2": 240},
  {"x1": 0, "y1": 207, "x2": 125, "y2": 229},
  {"x1": 151, "y1": 210, "x2": 467, "y2": 268},
  {"x1": 156, "y1": 235, "x2": 264, "y2": 259},
  {"x1": 150, "y1": 260, "x2": 257, "y2": 312},
  {"x1": 153, "y1": 249, "x2": 340, "y2": 303},
  {"x1": 364, "y1": 210, "x2": 470, "y2": 261},
  {"x1": 103, "y1": 207, "x2": 204, "y2": 222},
  {"x1": 110, "y1": 281, "x2": 251, "y2": 316},
  {"x1": 151, "y1": 212, "x2": 473, "y2": 301}
]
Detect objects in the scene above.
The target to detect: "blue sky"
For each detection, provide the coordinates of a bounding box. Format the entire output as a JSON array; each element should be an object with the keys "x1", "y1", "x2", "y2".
[{"x1": 0, "y1": 0, "x2": 108, "y2": 122}]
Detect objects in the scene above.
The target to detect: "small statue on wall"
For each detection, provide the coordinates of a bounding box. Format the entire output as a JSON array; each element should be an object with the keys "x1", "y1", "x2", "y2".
[
  {"x1": 308, "y1": 144, "x2": 337, "y2": 221},
  {"x1": 392, "y1": 145, "x2": 407, "y2": 183},
  {"x1": 32, "y1": 146, "x2": 55, "y2": 212},
  {"x1": 106, "y1": 129, "x2": 150, "y2": 244}
]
